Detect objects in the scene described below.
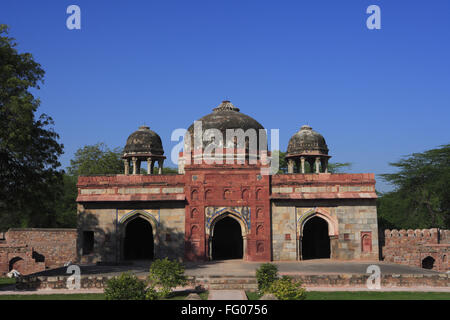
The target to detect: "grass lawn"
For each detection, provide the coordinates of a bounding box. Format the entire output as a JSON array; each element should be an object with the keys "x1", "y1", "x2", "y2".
[
  {"x1": 0, "y1": 293, "x2": 105, "y2": 300},
  {"x1": 0, "y1": 278, "x2": 15, "y2": 289},
  {"x1": 246, "y1": 291, "x2": 450, "y2": 300}
]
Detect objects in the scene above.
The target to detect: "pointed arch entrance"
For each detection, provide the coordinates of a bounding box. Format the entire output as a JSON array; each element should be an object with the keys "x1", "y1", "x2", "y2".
[
  {"x1": 208, "y1": 213, "x2": 247, "y2": 260},
  {"x1": 123, "y1": 216, "x2": 154, "y2": 260},
  {"x1": 301, "y1": 216, "x2": 331, "y2": 260}
]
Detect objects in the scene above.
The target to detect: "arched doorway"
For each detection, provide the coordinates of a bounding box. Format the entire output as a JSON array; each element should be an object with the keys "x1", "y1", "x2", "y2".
[
  {"x1": 211, "y1": 216, "x2": 243, "y2": 260},
  {"x1": 9, "y1": 257, "x2": 24, "y2": 272},
  {"x1": 301, "y1": 216, "x2": 330, "y2": 260},
  {"x1": 124, "y1": 217, "x2": 154, "y2": 260},
  {"x1": 422, "y1": 256, "x2": 435, "y2": 269}
]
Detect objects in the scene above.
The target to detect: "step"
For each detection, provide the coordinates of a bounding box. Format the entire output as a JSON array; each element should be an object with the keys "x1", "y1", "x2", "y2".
[
  {"x1": 208, "y1": 283, "x2": 258, "y2": 290},
  {"x1": 208, "y1": 278, "x2": 257, "y2": 284}
]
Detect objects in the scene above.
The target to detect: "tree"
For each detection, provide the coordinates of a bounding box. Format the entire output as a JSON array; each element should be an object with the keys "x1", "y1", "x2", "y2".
[
  {"x1": 67, "y1": 143, "x2": 124, "y2": 176},
  {"x1": 378, "y1": 144, "x2": 450, "y2": 230},
  {"x1": 0, "y1": 25, "x2": 64, "y2": 230}
]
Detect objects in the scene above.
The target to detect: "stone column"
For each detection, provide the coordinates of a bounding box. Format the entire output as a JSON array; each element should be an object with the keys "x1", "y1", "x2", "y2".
[
  {"x1": 123, "y1": 159, "x2": 129, "y2": 175},
  {"x1": 136, "y1": 159, "x2": 141, "y2": 174},
  {"x1": 132, "y1": 157, "x2": 137, "y2": 175},
  {"x1": 150, "y1": 160, "x2": 155, "y2": 175},
  {"x1": 297, "y1": 236, "x2": 302, "y2": 260},
  {"x1": 208, "y1": 236, "x2": 212, "y2": 260},
  {"x1": 315, "y1": 157, "x2": 321, "y2": 173},
  {"x1": 287, "y1": 159, "x2": 294, "y2": 174},
  {"x1": 147, "y1": 158, "x2": 152, "y2": 175},
  {"x1": 243, "y1": 236, "x2": 248, "y2": 261},
  {"x1": 321, "y1": 158, "x2": 328, "y2": 173},
  {"x1": 158, "y1": 159, "x2": 164, "y2": 175},
  {"x1": 301, "y1": 157, "x2": 305, "y2": 174}
]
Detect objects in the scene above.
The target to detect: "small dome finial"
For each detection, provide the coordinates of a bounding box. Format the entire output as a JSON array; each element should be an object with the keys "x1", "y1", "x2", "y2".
[
  {"x1": 213, "y1": 100, "x2": 240, "y2": 112},
  {"x1": 301, "y1": 124, "x2": 312, "y2": 130}
]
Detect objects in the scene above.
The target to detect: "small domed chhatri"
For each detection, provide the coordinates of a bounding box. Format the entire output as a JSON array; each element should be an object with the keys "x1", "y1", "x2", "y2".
[
  {"x1": 123, "y1": 126, "x2": 166, "y2": 175},
  {"x1": 286, "y1": 125, "x2": 331, "y2": 173}
]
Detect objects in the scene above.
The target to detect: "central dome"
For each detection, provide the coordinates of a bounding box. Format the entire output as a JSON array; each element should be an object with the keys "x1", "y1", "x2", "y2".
[{"x1": 186, "y1": 100, "x2": 266, "y2": 150}]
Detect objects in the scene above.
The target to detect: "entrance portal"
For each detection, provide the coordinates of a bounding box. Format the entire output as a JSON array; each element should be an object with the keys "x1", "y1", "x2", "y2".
[
  {"x1": 124, "y1": 217, "x2": 154, "y2": 260},
  {"x1": 302, "y1": 216, "x2": 330, "y2": 260},
  {"x1": 212, "y1": 216, "x2": 243, "y2": 260}
]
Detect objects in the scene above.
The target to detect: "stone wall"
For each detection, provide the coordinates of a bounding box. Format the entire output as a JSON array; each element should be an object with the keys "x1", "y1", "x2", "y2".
[
  {"x1": 271, "y1": 199, "x2": 379, "y2": 261},
  {"x1": 382, "y1": 229, "x2": 449, "y2": 272},
  {"x1": 0, "y1": 228, "x2": 76, "y2": 275},
  {"x1": 271, "y1": 203, "x2": 297, "y2": 260},
  {"x1": 77, "y1": 202, "x2": 185, "y2": 263},
  {"x1": 16, "y1": 273, "x2": 450, "y2": 291}
]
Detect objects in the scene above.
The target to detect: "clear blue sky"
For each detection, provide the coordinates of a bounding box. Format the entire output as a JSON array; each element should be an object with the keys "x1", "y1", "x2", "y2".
[{"x1": 1, "y1": 0, "x2": 449, "y2": 191}]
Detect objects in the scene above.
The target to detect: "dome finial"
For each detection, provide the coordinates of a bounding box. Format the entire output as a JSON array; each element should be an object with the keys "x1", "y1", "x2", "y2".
[{"x1": 213, "y1": 100, "x2": 240, "y2": 112}]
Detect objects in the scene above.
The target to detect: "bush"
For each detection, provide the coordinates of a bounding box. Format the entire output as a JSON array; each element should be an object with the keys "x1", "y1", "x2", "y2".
[
  {"x1": 104, "y1": 272, "x2": 147, "y2": 300},
  {"x1": 268, "y1": 276, "x2": 306, "y2": 300},
  {"x1": 148, "y1": 258, "x2": 187, "y2": 298},
  {"x1": 256, "y1": 263, "x2": 279, "y2": 293},
  {"x1": 145, "y1": 284, "x2": 159, "y2": 300}
]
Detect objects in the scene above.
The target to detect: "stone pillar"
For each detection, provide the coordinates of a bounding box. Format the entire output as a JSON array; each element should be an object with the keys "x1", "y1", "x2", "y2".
[
  {"x1": 147, "y1": 158, "x2": 152, "y2": 175},
  {"x1": 123, "y1": 159, "x2": 129, "y2": 175},
  {"x1": 307, "y1": 159, "x2": 314, "y2": 173},
  {"x1": 150, "y1": 160, "x2": 155, "y2": 175},
  {"x1": 158, "y1": 159, "x2": 164, "y2": 175},
  {"x1": 321, "y1": 158, "x2": 328, "y2": 173},
  {"x1": 132, "y1": 157, "x2": 137, "y2": 175},
  {"x1": 243, "y1": 236, "x2": 248, "y2": 261},
  {"x1": 208, "y1": 236, "x2": 212, "y2": 260},
  {"x1": 136, "y1": 159, "x2": 141, "y2": 174},
  {"x1": 315, "y1": 157, "x2": 321, "y2": 173},
  {"x1": 298, "y1": 236, "x2": 302, "y2": 260},
  {"x1": 301, "y1": 157, "x2": 305, "y2": 174},
  {"x1": 287, "y1": 159, "x2": 294, "y2": 174}
]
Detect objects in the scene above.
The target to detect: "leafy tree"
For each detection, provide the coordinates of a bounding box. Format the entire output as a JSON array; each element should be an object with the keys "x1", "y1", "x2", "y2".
[
  {"x1": 0, "y1": 25, "x2": 64, "y2": 230},
  {"x1": 53, "y1": 174, "x2": 78, "y2": 228},
  {"x1": 153, "y1": 166, "x2": 179, "y2": 174},
  {"x1": 377, "y1": 144, "x2": 450, "y2": 230},
  {"x1": 148, "y1": 258, "x2": 187, "y2": 298},
  {"x1": 67, "y1": 143, "x2": 124, "y2": 176},
  {"x1": 328, "y1": 162, "x2": 352, "y2": 173},
  {"x1": 256, "y1": 263, "x2": 279, "y2": 293}
]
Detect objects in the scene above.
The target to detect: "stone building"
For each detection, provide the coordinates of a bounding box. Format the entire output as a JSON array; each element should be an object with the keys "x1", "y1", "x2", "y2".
[
  {"x1": 76, "y1": 100, "x2": 379, "y2": 263},
  {"x1": 0, "y1": 229, "x2": 77, "y2": 276},
  {"x1": 382, "y1": 228, "x2": 449, "y2": 272}
]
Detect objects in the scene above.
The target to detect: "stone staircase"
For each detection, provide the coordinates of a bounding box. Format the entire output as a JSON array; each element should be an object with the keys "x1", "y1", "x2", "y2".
[{"x1": 193, "y1": 275, "x2": 258, "y2": 291}]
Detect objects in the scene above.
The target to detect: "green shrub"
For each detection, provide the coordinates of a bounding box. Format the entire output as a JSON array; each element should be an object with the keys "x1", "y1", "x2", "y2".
[
  {"x1": 268, "y1": 276, "x2": 306, "y2": 300},
  {"x1": 148, "y1": 258, "x2": 187, "y2": 298},
  {"x1": 256, "y1": 263, "x2": 279, "y2": 293},
  {"x1": 104, "y1": 272, "x2": 147, "y2": 300},
  {"x1": 145, "y1": 284, "x2": 159, "y2": 300}
]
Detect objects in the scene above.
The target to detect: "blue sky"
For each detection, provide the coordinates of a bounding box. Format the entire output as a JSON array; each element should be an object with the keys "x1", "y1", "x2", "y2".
[{"x1": 1, "y1": 0, "x2": 449, "y2": 191}]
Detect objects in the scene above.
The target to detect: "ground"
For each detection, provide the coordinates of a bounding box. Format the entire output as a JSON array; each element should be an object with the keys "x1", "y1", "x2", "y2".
[
  {"x1": 22, "y1": 259, "x2": 442, "y2": 278},
  {"x1": 1, "y1": 259, "x2": 448, "y2": 300}
]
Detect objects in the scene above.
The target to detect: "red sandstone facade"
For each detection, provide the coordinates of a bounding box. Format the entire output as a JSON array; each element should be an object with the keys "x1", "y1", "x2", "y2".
[
  {"x1": 0, "y1": 229, "x2": 77, "y2": 276},
  {"x1": 383, "y1": 229, "x2": 449, "y2": 272}
]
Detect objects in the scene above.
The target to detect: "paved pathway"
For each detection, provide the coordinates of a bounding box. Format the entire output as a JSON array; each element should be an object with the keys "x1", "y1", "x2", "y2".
[
  {"x1": 208, "y1": 290, "x2": 247, "y2": 300},
  {"x1": 184, "y1": 259, "x2": 443, "y2": 277},
  {"x1": 24, "y1": 259, "x2": 442, "y2": 278}
]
